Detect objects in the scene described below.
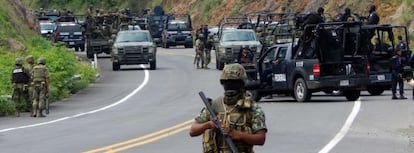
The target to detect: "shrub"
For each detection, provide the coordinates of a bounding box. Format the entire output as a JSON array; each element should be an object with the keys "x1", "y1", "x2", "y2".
[{"x1": 0, "y1": 96, "x2": 15, "y2": 115}]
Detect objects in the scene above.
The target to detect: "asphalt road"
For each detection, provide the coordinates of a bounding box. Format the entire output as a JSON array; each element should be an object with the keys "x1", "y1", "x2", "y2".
[{"x1": 1, "y1": 47, "x2": 414, "y2": 153}]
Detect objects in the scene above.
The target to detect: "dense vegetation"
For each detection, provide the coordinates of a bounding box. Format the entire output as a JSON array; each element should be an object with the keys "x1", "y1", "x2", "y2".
[{"x1": 0, "y1": 1, "x2": 97, "y2": 114}]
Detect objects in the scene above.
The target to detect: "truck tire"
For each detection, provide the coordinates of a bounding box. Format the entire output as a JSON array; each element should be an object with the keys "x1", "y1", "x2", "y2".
[
  {"x1": 344, "y1": 90, "x2": 360, "y2": 101},
  {"x1": 367, "y1": 87, "x2": 384, "y2": 95},
  {"x1": 218, "y1": 62, "x2": 224, "y2": 70},
  {"x1": 80, "y1": 45, "x2": 85, "y2": 52},
  {"x1": 87, "y1": 48, "x2": 94, "y2": 59},
  {"x1": 150, "y1": 60, "x2": 156, "y2": 70},
  {"x1": 294, "y1": 78, "x2": 311, "y2": 102},
  {"x1": 112, "y1": 62, "x2": 120, "y2": 71}
]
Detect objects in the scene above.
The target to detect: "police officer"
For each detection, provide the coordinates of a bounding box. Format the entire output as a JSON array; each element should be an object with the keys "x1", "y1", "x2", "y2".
[
  {"x1": 11, "y1": 58, "x2": 31, "y2": 117},
  {"x1": 367, "y1": 5, "x2": 379, "y2": 25},
  {"x1": 391, "y1": 49, "x2": 407, "y2": 100},
  {"x1": 25, "y1": 55, "x2": 35, "y2": 111},
  {"x1": 31, "y1": 57, "x2": 50, "y2": 117},
  {"x1": 189, "y1": 63, "x2": 267, "y2": 153},
  {"x1": 398, "y1": 35, "x2": 407, "y2": 51},
  {"x1": 237, "y1": 47, "x2": 254, "y2": 64}
]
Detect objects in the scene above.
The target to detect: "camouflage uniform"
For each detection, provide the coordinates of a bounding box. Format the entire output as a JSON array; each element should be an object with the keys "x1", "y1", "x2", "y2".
[
  {"x1": 194, "y1": 34, "x2": 204, "y2": 69},
  {"x1": 193, "y1": 64, "x2": 267, "y2": 153},
  {"x1": 11, "y1": 58, "x2": 31, "y2": 117},
  {"x1": 25, "y1": 55, "x2": 35, "y2": 111},
  {"x1": 202, "y1": 34, "x2": 214, "y2": 69},
  {"x1": 31, "y1": 57, "x2": 50, "y2": 117}
]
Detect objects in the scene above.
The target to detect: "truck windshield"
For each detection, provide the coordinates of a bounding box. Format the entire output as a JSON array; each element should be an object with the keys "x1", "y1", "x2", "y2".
[
  {"x1": 116, "y1": 32, "x2": 151, "y2": 42},
  {"x1": 40, "y1": 24, "x2": 56, "y2": 30},
  {"x1": 222, "y1": 31, "x2": 257, "y2": 42}
]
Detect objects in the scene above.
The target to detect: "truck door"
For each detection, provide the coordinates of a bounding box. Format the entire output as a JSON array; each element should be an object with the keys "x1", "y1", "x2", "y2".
[
  {"x1": 260, "y1": 46, "x2": 278, "y2": 86},
  {"x1": 271, "y1": 46, "x2": 289, "y2": 89}
]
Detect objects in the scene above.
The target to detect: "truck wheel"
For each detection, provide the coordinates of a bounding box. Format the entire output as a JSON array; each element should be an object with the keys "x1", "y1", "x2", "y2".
[
  {"x1": 150, "y1": 60, "x2": 156, "y2": 70},
  {"x1": 218, "y1": 62, "x2": 225, "y2": 70},
  {"x1": 87, "y1": 49, "x2": 94, "y2": 59},
  {"x1": 294, "y1": 78, "x2": 311, "y2": 102},
  {"x1": 80, "y1": 45, "x2": 85, "y2": 52},
  {"x1": 112, "y1": 62, "x2": 120, "y2": 71},
  {"x1": 344, "y1": 90, "x2": 360, "y2": 101},
  {"x1": 367, "y1": 87, "x2": 384, "y2": 95}
]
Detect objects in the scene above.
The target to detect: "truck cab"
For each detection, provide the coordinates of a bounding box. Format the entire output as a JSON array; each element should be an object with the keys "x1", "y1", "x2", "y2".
[{"x1": 162, "y1": 18, "x2": 193, "y2": 48}]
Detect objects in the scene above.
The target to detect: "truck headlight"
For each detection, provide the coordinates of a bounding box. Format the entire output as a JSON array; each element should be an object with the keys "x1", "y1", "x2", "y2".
[
  {"x1": 218, "y1": 47, "x2": 226, "y2": 53},
  {"x1": 149, "y1": 47, "x2": 155, "y2": 53},
  {"x1": 112, "y1": 48, "x2": 118, "y2": 54}
]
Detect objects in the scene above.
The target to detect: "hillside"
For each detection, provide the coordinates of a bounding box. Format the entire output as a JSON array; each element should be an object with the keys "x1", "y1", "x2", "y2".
[
  {"x1": 24, "y1": 0, "x2": 414, "y2": 32},
  {"x1": 0, "y1": 0, "x2": 97, "y2": 113}
]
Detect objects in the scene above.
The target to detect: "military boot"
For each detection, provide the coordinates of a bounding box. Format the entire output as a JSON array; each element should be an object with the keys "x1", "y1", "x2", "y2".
[
  {"x1": 31, "y1": 107, "x2": 37, "y2": 117},
  {"x1": 37, "y1": 109, "x2": 46, "y2": 117}
]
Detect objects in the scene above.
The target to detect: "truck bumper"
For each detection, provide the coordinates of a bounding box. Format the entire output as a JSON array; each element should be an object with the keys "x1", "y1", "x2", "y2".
[
  {"x1": 307, "y1": 76, "x2": 370, "y2": 90},
  {"x1": 113, "y1": 54, "x2": 155, "y2": 65}
]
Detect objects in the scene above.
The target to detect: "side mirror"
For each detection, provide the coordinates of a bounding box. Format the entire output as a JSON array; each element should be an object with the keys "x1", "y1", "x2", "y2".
[{"x1": 245, "y1": 80, "x2": 261, "y2": 90}]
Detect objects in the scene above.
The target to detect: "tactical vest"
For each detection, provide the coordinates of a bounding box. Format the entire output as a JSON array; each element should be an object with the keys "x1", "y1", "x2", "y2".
[
  {"x1": 202, "y1": 96, "x2": 254, "y2": 153},
  {"x1": 12, "y1": 67, "x2": 29, "y2": 84},
  {"x1": 32, "y1": 65, "x2": 47, "y2": 82}
]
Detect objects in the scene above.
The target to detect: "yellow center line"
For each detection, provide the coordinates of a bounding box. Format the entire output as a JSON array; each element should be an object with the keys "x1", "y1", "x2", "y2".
[
  {"x1": 84, "y1": 119, "x2": 193, "y2": 153},
  {"x1": 107, "y1": 125, "x2": 191, "y2": 153}
]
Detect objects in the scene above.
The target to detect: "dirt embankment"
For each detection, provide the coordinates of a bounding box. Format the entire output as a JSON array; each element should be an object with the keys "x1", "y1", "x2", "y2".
[
  {"x1": 2, "y1": 0, "x2": 38, "y2": 50},
  {"x1": 160, "y1": 0, "x2": 413, "y2": 32}
]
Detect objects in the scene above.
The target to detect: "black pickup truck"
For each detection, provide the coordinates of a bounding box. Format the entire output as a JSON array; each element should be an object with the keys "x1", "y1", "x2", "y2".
[
  {"x1": 360, "y1": 24, "x2": 411, "y2": 95},
  {"x1": 247, "y1": 22, "x2": 370, "y2": 102}
]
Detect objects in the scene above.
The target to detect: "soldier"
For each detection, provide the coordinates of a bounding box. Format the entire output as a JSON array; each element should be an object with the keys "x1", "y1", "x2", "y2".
[
  {"x1": 194, "y1": 34, "x2": 204, "y2": 69},
  {"x1": 25, "y1": 55, "x2": 35, "y2": 111},
  {"x1": 203, "y1": 34, "x2": 214, "y2": 69},
  {"x1": 31, "y1": 57, "x2": 50, "y2": 117},
  {"x1": 201, "y1": 25, "x2": 211, "y2": 69},
  {"x1": 189, "y1": 63, "x2": 267, "y2": 153},
  {"x1": 11, "y1": 58, "x2": 31, "y2": 117},
  {"x1": 87, "y1": 4, "x2": 94, "y2": 17}
]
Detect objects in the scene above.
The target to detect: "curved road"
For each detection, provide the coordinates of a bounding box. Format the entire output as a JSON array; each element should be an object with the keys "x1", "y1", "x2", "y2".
[{"x1": 0, "y1": 47, "x2": 413, "y2": 153}]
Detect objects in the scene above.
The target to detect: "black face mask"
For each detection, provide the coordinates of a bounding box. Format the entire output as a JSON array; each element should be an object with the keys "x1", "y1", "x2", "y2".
[{"x1": 221, "y1": 80, "x2": 244, "y2": 105}]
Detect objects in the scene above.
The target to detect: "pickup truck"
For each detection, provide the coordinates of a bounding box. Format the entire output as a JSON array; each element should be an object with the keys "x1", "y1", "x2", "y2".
[
  {"x1": 111, "y1": 30, "x2": 157, "y2": 70},
  {"x1": 247, "y1": 22, "x2": 370, "y2": 102}
]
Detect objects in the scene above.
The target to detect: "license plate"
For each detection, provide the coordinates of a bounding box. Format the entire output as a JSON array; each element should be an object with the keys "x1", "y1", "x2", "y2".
[
  {"x1": 340, "y1": 80, "x2": 349, "y2": 86},
  {"x1": 377, "y1": 75, "x2": 385, "y2": 80},
  {"x1": 69, "y1": 42, "x2": 75, "y2": 45}
]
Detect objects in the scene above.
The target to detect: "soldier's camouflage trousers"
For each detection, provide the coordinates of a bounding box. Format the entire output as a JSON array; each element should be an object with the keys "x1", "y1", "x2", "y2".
[
  {"x1": 12, "y1": 83, "x2": 30, "y2": 111},
  {"x1": 202, "y1": 49, "x2": 211, "y2": 68},
  {"x1": 32, "y1": 83, "x2": 47, "y2": 110}
]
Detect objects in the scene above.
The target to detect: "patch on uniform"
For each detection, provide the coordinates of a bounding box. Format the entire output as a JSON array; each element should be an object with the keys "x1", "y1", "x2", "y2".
[{"x1": 13, "y1": 68, "x2": 23, "y2": 73}]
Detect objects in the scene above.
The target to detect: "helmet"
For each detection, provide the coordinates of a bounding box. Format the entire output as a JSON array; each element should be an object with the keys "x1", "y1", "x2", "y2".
[
  {"x1": 15, "y1": 58, "x2": 23, "y2": 65},
  {"x1": 220, "y1": 63, "x2": 247, "y2": 83},
  {"x1": 25, "y1": 55, "x2": 34, "y2": 63},
  {"x1": 38, "y1": 57, "x2": 46, "y2": 64}
]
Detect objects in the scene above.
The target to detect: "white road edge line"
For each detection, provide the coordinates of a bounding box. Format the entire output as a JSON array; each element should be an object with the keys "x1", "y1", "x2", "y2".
[
  {"x1": 0, "y1": 64, "x2": 149, "y2": 133},
  {"x1": 318, "y1": 98, "x2": 361, "y2": 153}
]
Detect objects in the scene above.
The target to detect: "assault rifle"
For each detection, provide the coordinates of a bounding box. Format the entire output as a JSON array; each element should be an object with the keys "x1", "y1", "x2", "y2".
[{"x1": 198, "y1": 91, "x2": 239, "y2": 153}]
